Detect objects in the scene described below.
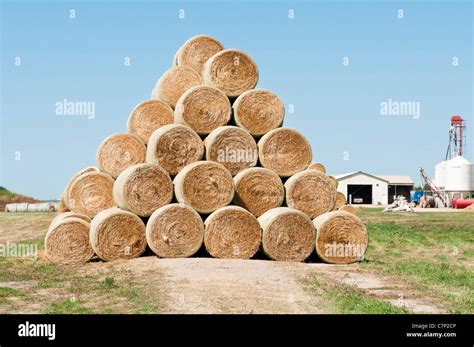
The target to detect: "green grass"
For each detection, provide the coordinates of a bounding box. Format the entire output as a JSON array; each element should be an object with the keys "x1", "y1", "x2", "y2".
[
  {"x1": 305, "y1": 276, "x2": 409, "y2": 314},
  {"x1": 45, "y1": 299, "x2": 94, "y2": 314},
  {"x1": 359, "y1": 208, "x2": 474, "y2": 313}
]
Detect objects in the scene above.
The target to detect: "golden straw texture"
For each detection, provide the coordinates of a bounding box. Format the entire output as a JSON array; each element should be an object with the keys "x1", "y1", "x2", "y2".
[
  {"x1": 204, "y1": 206, "x2": 261, "y2": 259},
  {"x1": 127, "y1": 100, "x2": 174, "y2": 144},
  {"x1": 146, "y1": 124, "x2": 204, "y2": 175},
  {"x1": 174, "y1": 161, "x2": 234, "y2": 214},
  {"x1": 146, "y1": 203, "x2": 204, "y2": 258},
  {"x1": 233, "y1": 88, "x2": 284, "y2": 136},
  {"x1": 233, "y1": 167, "x2": 284, "y2": 217},
  {"x1": 204, "y1": 126, "x2": 258, "y2": 175},
  {"x1": 176, "y1": 34, "x2": 224, "y2": 75}
]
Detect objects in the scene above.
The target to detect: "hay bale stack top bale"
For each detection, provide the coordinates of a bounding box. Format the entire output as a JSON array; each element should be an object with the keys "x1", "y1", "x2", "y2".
[
  {"x1": 127, "y1": 100, "x2": 174, "y2": 144},
  {"x1": 204, "y1": 126, "x2": 258, "y2": 175},
  {"x1": 333, "y1": 191, "x2": 346, "y2": 210},
  {"x1": 96, "y1": 133, "x2": 146, "y2": 179},
  {"x1": 203, "y1": 49, "x2": 259, "y2": 97},
  {"x1": 233, "y1": 89, "x2": 285, "y2": 136},
  {"x1": 151, "y1": 66, "x2": 202, "y2": 108},
  {"x1": 146, "y1": 124, "x2": 204, "y2": 175},
  {"x1": 174, "y1": 161, "x2": 234, "y2": 214},
  {"x1": 176, "y1": 34, "x2": 224, "y2": 75},
  {"x1": 113, "y1": 163, "x2": 173, "y2": 217},
  {"x1": 204, "y1": 206, "x2": 261, "y2": 259},
  {"x1": 313, "y1": 211, "x2": 368, "y2": 264},
  {"x1": 174, "y1": 85, "x2": 231, "y2": 135},
  {"x1": 233, "y1": 167, "x2": 284, "y2": 217},
  {"x1": 258, "y1": 128, "x2": 312, "y2": 177},
  {"x1": 89, "y1": 207, "x2": 147, "y2": 261},
  {"x1": 146, "y1": 203, "x2": 204, "y2": 258}
]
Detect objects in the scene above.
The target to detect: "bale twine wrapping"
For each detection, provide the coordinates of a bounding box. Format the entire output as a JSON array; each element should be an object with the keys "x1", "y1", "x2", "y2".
[
  {"x1": 174, "y1": 161, "x2": 234, "y2": 214},
  {"x1": 63, "y1": 166, "x2": 98, "y2": 209},
  {"x1": 233, "y1": 167, "x2": 284, "y2": 217},
  {"x1": 313, "y1": 211, "x2": 368, "y2": 264},
  {"x1": 333, "y1": 192, "x2": 346, "y2": 210},
  {"x1": 174, "y1": 86, "x2": 231, "y2": 135},
  {"x1": 146, "y1": 124, "x2": 204, "y2": 175},
  {"x1": 204, "y1": 126, "x2": 258, "y2": 175},
  {"x1": 51, "y1": 211, "x2": 92, "y2": 226},
  {"x1": 307, "y1": 162, "x2": 326, "y2": 173},
  {"x1": 258, "y1": 128, "x2": 312, "y2": 177},
  {"x1": 151, "y1": 66, "x2": 203, "y2": 108},
  {"x1": 146, "y1": 203, "x2": 204, "y2": 258},
  {"x1": 113, "y1": 163, "x2": 173, "y2": 217},
  {"x1": 204, "y1": 206, "x2": 261, "y2": 259},
  {"x1": 258, "y1": 207, "x2": 315, "y2": 262},
  {"x1": 127, "y1": 100, "x2": 174, "y2": 144},
  {"x1": 89, "y1": 207, "x2": 147, "y2": 261},
  {"x1": 176, "y1": 34, "x2": 224, "y2": 75},
  {"x1": 203, "y1": 49, "x2": 258, "y2": 97},
  {"x1": 68, "y1": 171, "x2": 115, "y2": 218},
  {"x1": 284, "y1": 170, "x2": 337, "y2": 219},
  {"x1": 45, "y1": 217, "x2": 94, "y2": 265},
  {"x1": 339, "y1": 204, "x2": 358, "y2": 215},
  {"x1": 96, "y1": 134, "x2": 146, "y2": 179},
  {"x1": 232, "y1": 89, "x2": 284, "y2": 136}
]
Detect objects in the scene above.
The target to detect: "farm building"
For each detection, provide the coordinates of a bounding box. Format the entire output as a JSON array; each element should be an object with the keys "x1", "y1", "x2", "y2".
[{"x1": 333, "y1": 172, "x2": 414, "y2": 205}]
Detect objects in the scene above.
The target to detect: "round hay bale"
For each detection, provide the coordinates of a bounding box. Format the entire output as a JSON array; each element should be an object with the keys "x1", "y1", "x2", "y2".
[
  {"x1": 258, "y1": 207, "x2": 315, "y2": 262},
  {"x1": 89, "y1": 207, "x2": 147, "y2": 261},
  {"x1": 204, "y1": 206, "x2": 261, "y2": 259},
  {"x1": 96, "y1": 134, "x2": 146, "y2": 179},
  {"x1": 232, "y1": 89, "x2": 284, "y2": 136},
  {"x1": 174, "y1": 86, "x2": 231, "y2": 135},
  {"x1": 127, "y1": 100, "x2": 174, "y2": 144},
  {"x1": 284, "y1": 170, "x2": 337, "y2": 219},
  {"x1": 51, "y1": 211, "x2": 92, "y2": 226},
  {"x1": 45, "y1": 217, "x2": 94, "y2": 265},
  {"x1": 174, "y1": 161, "x2": 234, "y2": 214},
  {"x1": 313, "y1": 211, "x2": 368, "y2": 264},
  {"x1": 203, "y1": 49, "x2": 258, "y2": 97},
  {"x1": 258, "y1": 128, "x2": 312, "y2": 177},
  {"x1": 333, "y1": 191, "x2": 346, "y2": 210},
  {"x1": 58, "y1": 193, "x2": 69, "y2": 213},
  {"x1": 204, "y1": 126, "x2": 258, "y2": 175},
  {"x1": 63, "y1": 166, "x2": 99, "y2": 209},
  {"x1": 151, "y1": 66, "x2": 202, "y2": 108},
  {"x1": 176, "y1": 34, "x2": 224, "y2": 75},
  {"x1": 146, "y1": 124, "x2": 204, "y2": 175},
  {"x1": 68, "y1": 171, "x2": 115, "y2": 218},
  {"x1": 307, "y1": 162, "x2": 326, "y2": 173},
  {"x1": 146, "y1": 203, "x2": 203, "y2": 258},
  {"x1": 328, "y1": 176, "x2": 339, "y2": 189},
  {"x1": 338, "y1": 204, "x2": 358, "y2": 215},
  {"x1": 113, "y1": 163, "x2": 173, "y2": 217},
  {"x1": 233, "y1": 167, "x2": 284, "y2": 217}
]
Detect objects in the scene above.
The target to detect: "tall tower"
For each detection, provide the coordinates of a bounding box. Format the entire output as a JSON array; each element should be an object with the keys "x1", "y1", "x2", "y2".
[{"x1": 447, "y1": 115, "x2": 466, "y2": 159}]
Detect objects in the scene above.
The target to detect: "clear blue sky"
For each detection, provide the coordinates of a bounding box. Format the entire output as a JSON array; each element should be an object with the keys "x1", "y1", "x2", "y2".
[{"x1": 1, "y1": 0, "x2": 472, "y2": 199}]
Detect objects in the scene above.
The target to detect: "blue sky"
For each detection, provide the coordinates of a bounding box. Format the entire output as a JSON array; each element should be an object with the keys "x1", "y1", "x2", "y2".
[{"x1": 1, "y1": 0, "x2": 472, "y2": 199}]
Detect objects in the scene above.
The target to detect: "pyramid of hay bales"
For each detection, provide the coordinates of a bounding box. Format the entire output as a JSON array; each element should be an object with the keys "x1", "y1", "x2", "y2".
[{"x1": 47, "y1": 35, "x2": 368, "y2": 265}]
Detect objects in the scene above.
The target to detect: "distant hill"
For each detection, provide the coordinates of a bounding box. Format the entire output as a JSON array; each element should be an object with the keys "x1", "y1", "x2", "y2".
[{"x1": 0, "y1": 186, "x2": 40, "y2": 211}]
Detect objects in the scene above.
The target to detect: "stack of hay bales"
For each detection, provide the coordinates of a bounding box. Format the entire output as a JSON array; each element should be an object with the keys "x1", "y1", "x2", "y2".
[{"x1": 46, "y1": 35, "x2": 367, "y2": 265}]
